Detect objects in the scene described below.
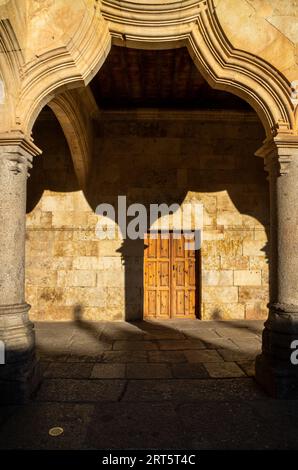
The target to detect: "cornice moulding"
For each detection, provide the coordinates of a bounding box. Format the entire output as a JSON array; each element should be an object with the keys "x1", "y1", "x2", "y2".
[{"x1": 96, "y1": 109, "x2": 259, "y2": 122}]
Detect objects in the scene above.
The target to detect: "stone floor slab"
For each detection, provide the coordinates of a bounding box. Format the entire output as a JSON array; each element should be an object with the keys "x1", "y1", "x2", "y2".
[
  {"x1": 91, "y1": 364, "x2": 126, "y2": 379},
  {"x1": 178, "y1": 401, "x2": 290, "y2": 449},
  {"x1": 183, "y1": 329, "x2": 221, "y2": 341},
  {"x1": 101, "y1": 351, "x2": 148, "y2": 363},
  {"x1": 126, "y1": 363, "x2": 172, "y2": 379},
  {"x1": 86, "y1": 402, "x2": 184, "y2": 449},
  {"x1": 113, "y1": 341, "x2": 158, "y2": 351},
  {"x1": 122, "y1": 378, "x2": 266, "y2": 402},
  {"x1": 171, "y1": 363, "x2": 209, "y2": 379},
  {"x1": 215, "y1": 327, "x2": 260, "y2": 339},
  {"x1": 148, "y1": 351, "x2": 187, "y2": 363},
  {"x1": 217, "y1": 348, "x2": 256, "y2": 362},
  {"x1": 202, "y1": 338, "x2": 239, "y2": 350},
  {"x1": 158, "y1": 340, "x2": 206, "y2": 350},
  {"x1": 36, "y1": 379, "x2": 126, "y2": 402},
  {"x1": 237, "y1": 361, "x2": 255, "y2": 377},
  {"x1": 204, "y1": 362, "x2": 246, "y2": 378},
  {"x1": 44, "y1": 362, "x2": 93, "y2": 379},
  {"x1": 184, "y1": 349, "x2": 223, "y2": 363}
]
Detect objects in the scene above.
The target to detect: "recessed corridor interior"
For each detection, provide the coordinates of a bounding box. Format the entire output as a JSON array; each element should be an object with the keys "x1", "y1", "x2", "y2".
[{"x1": 26, "y1": 46, "x2": 269, "y2": 324}]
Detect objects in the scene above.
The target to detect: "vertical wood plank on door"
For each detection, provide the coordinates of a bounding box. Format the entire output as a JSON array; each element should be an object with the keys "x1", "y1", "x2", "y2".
[
  {"x1": 144, "y1": 232, "x2": 198, "y2": 319},
  {"x1": 144, "y1": 233, "x2": 171, "y2": 319},
  {"x1": 171, "y1": 234, "x2": 196, "y2": 318}
]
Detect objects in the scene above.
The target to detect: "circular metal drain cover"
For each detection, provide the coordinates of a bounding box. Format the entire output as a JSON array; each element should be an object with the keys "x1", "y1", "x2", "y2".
[{"x1": 49, "y1": 427, "x2": 64, "y2": 437}]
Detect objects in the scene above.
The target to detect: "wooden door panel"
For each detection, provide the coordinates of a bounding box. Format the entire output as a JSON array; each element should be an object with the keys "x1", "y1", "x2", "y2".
[
  {"x1": 144, "y1": 234, "x2": 171, "y2": 319},
  {"x1": 175, "y1": 261, "x2": 185, "y2": 286},
  {"x1": 160, "y1": 290, "x2": 170, "y2": 315},
  {"x1": 171, "y1": 234, "x2": 197, "y2": 319},
  {"x1": 147, "y1": 290, "x2": 157, "y2": 316},
  {"x1": 160, "y1": 261, "x2": 170, "y2": 286},
  {"x1": 160, "y1": 237, "x2": 170, "y2": 257},
  {"x1": 144, "y1": 232, "x2": 198, "y2": 319}
]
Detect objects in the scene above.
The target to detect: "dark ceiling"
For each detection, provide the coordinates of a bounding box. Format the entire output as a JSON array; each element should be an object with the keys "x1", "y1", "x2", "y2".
[{"x1": 90, "y1": 46, "x2": 251, "y2": 110}]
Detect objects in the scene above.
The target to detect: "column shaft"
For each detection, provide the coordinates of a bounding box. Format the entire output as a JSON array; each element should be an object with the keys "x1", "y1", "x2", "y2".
[
  {"x1": 0, "y1": 138, "x2": 41, "y2": 403},
  {"x1": 255, "y1": 138, "x2": 298, "y2": 397}
]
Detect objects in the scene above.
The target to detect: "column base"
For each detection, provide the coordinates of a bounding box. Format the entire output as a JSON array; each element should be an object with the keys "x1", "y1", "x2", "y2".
[
  {"x1": 255, "y1": 303, "x2": 298, "y2": 398},
  {"x1": 0, "y1": 303, "x2": 42, "y2": 404}
]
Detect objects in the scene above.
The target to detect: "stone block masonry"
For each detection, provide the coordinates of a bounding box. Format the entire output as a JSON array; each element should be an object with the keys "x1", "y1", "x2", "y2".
[{"x1": 26, "y1": 110, "x2": 269, "y2": 321}]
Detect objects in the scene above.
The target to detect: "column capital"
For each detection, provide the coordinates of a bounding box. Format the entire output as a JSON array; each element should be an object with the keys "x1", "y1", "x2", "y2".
[
  {"x1": 0, "y1": 133, "x2": 42, "y2": 176},
  {"x1": 255, "y1": 135, "x2": 298, "y2": 176}
]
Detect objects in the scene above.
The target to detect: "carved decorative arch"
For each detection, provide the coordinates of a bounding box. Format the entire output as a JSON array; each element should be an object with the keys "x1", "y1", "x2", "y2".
[
  {"x1": 17, "y1": 4, "x2": 111, "y2": 134},
  {"x1": 3, "y1": 0, "x2": 296, "y2": 139},
  {"x1": 100, "y1": 0, "x2": 295, "y2": 138},
  {"x1": 48, "y1": 88, "x2": 98, "y2": 188},
  {"x1": 0, "y1": 17, "x2": 23, "y2": 133}
]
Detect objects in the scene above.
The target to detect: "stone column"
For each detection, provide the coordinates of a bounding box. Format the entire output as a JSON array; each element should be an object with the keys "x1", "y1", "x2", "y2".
[
  {"x1": 255, "y1": 136, "x2": 298, "y2": 397},
  {"x1": 0, "y1": 137, "x2": 41, "y2": 403}
]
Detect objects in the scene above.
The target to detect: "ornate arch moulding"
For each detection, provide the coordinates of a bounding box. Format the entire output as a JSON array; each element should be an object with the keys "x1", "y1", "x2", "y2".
[
  {"x1": 0, "y1": 18, "x2": 24, "y2": 132},
  {"x1": 2, "y1": 0, "x2": 294, "y2": 144},
  {"x1": 17, "y1": 6, "x2": 111, "y2": 134},
  {"x1": 48, "y1": 88, "x2": 98, "y2": 188},
  {"x1": 101, "y1": 0, "x2": 295, "y2": 139}
]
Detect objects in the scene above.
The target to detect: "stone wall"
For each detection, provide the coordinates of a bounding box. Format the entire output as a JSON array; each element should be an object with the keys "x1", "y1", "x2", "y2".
[{"x1": 26, "y1": 108, "x2": 269, "y2": 321}]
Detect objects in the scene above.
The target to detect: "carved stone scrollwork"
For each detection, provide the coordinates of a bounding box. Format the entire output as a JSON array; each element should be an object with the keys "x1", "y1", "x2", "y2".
[
  {"x1": 255, "y1": 136, "x2": 298, "y2": 177},
  {"x1": 1, "y1": 0, "x2": 291, "y2": 141},
  {"x1": 0, "y1": 137, "x2": 41, "y2": 177}
]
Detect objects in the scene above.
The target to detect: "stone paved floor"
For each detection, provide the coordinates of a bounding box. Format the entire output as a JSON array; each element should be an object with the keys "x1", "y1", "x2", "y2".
[{"x1": 1, "y1": 319, "x2": 298, "y2": 449}]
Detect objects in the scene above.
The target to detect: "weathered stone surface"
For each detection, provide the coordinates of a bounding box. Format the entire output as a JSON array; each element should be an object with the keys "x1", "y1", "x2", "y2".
[
  {"x1": 184, "y1": 350, "x2": 223, "y2": 363},
  {"x1": 203, "y1": 270, "x2": 233, "y2": 286},
  {"x1": 44, "y1": 362, "x2": 93, "y2": 379},
  {"x1": 86, "y1": 403, "x2": 183, "y2": 449},
  {"x1": 101, "y1": 351, "x2": 148, "y2": 363},
  {"x1": 217, "y1": 348, "x2": 256, "y2": 362},
  {"x1": 113, "y1": 341, "x2": 158, "y2": 351},
  {"x1": 36, "y1": 379, "x2": 126, "y2": 402},
  {"x1": 203, "y1": 287, "x2": 239, "y2": 304},
  {"x1": 148, "y1": 351, "x2": 187, "y2": 363},
  {"x1": 171, "y1": 363, "x2": 209, "y2": 379},
  {"x1": 122, "y1": 378, "x2": 266, "y2": 402},
  {"x1": 238, "y1": 361, "x2": 255, "y2": 377},
  {"x1": 91, "y1": 364, "x2": 126, "y2": 379},
  {"x1": 126, "y1": 363, "x2": 172, "y2": 379},
  {"x1": 178, "y1": 401, "x2": 291, "y2": 449},
  {"x1": 234, "y1": 270, "x2": 262, "y2": 286},
  {"x1": 0, "y1": 403, "x2": 94, "y2": 450},
  {"x1": 203, "y1": 303, "x2": 245, "y2": 320},
  {"x1": 158, "y1": 340, "x2": 206, "y2": 350}
]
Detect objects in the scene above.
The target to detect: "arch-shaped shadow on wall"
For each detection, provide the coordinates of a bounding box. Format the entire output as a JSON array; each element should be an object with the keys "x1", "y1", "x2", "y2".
[
  {"x1": 84, "y1": 111, "x2": 268, "y2": 321},
  {"x1": 27, "y1": 106, "x2": 80, "y2": 213}
]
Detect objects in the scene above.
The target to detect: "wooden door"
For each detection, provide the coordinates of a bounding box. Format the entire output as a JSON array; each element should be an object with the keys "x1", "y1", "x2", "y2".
[
  {"x1": 144, "y1": 232, "x2": 199, "y2": 319},
  {"x1": 143, "y1": 234, "x2": 171, "y2": 319}
]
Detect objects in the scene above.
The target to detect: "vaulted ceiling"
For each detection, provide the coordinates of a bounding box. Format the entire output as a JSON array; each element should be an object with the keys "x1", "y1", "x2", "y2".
[{"x1": 90, "y1": 46, "x2": 252, "y2": 111}]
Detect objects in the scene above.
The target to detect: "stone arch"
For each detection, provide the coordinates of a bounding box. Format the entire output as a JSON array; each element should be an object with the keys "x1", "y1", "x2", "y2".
[
  {"x1": 47, "y1": 88, "x2": 98, "y2": 188},
  {"x1": 16, "y1": 4, "x2": 111, "y2": 134},
  {"x1": 0, "y1": 17, "x2": 23, "y2": 133},
  {"x1": 13, "y1": 0, "x2": 296, "y2": 141}
]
